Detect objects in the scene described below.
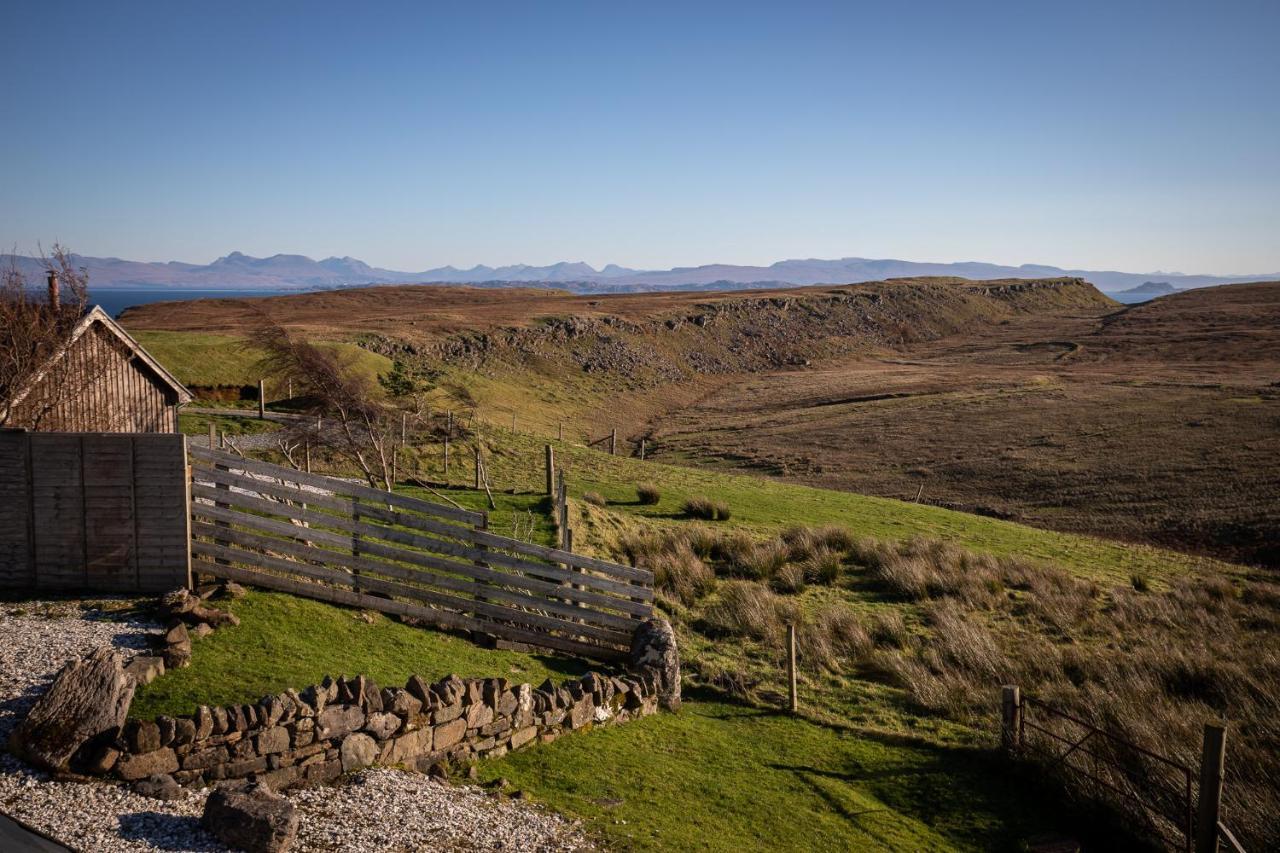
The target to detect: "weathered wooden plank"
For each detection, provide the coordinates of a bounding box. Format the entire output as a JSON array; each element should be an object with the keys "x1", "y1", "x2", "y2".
[
  {"x1": 192, "y1": 539, "x2": 631, "y2": 646},
  {"x1": 132, "y1": 434, "x2": 189, "y2": 591},
  {"x1": 0, "y1": 433, "x2": 33, "y2": 588},
  {"x1": 190, "y1": 533, "x2": 640, "y2": 635},
  {"x1": 190, "y1": 491, "x2": 652, "y2": 601},
  {"x1": 191, "y1": 452, "x2": 650, "y2": 585},
  {"x1": 193, "y1": 466, "x2": 355, "y2": 515},
  {"x1": 190, "y1": 448, "x2": 485, "y2": 525},
  {"x1": 343, "y1": 495, "x2": 650, "y2": 584},
  {"x1": 29, "y1": 434, "x2": 85, "y2": 590},
  {"x1": 81, "y1": 435, "x2": 136, "y2": 588},
  {"x1": 190, "y1": 519, "x2": 651, "y2": 619},
  {"x1": 191, "y1": 559, "x2": 628, "y2": 662}
]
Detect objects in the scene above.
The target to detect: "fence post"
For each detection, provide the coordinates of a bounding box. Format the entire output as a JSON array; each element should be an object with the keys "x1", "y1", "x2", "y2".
[
  {"x1": 787, "y1": 623, "x2": 798, "y2": 713},
  {"x1": 610, "y1": 428, "x2": 617, "y2": 456},
  {"x1": 1195, "y1": 723, "x2": 1227, "y2": 853},
  {"x1": 447, "y1": 409, "x2": 453, "y2": 437},
  {"x1": 1001, "y1": 685, "x2": 1022, "y2": 752},
  {"x1": 443, "y1": 436, "x2": 450, "y2": 478},
  {"x1": 558, "y1": 422, "x2": 563, "y2": 441},
  {"x1": 218, "y1": 430, "x2": 226, "y2": 450},
  {"x1": 258, "y1": 378, "x2": 266, "y2": 419},
  {"x1": 545, "y1": 445, "x2": 554, "y2": 496},
  {"x1": 640, "y1": 438, "x2": 646, "y2": 460},
  {"x1": 512, "y1": 412, "x2": 517, "y2": 432},
  {"x1": 473, "y1": 446, "x2": 481, "y2": 490},
  {"x1": 207, "y1": 421, "x2": 216, "y2": 450},
  {"x1": 304, "y1": 440, "x2": 311, "y2": 474}
]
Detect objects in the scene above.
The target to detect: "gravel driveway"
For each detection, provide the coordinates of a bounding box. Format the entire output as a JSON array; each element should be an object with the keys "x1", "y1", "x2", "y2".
[{"x1": 0, "y1": 600, "x2": 595, "y2": 852}]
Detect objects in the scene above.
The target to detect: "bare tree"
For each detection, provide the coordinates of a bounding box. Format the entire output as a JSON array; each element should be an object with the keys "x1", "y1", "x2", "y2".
[
  {"x1": 0, "y1": 245, "x2": 93, "y2": 426},
  {"x1": 253, "y1": 319, "x2": 402, "y2": 490}
]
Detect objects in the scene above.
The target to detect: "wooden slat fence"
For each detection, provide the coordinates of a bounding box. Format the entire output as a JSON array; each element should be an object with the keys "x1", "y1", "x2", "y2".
[
  {"x1": 0, "y1": 430, "x2": 191, "y2": 592},
  {"x1": 188, "y1": 447, "x2": 652, "y2": 661}
]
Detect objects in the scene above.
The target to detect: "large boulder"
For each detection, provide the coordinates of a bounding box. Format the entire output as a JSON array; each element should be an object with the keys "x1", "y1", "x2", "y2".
[
  {"x1": 9, "y1": 647, "x2": 135, "y2": 772},
  {"x1": 202, "y1": 781, "x2": 298, "y2": 853},
  {"x1": 630, "y1": 618, "x2": 681, "y2": 711}
]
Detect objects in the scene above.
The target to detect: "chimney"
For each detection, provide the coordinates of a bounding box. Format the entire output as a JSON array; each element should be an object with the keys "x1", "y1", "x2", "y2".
[{"x1": 46, "y1": 271, "x2": 60, "y2": 313}]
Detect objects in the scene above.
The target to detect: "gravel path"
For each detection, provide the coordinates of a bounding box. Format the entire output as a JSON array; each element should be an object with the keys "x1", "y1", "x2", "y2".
[{"x1": 0, "y1": 600, "x2": 595, "y2": 852}]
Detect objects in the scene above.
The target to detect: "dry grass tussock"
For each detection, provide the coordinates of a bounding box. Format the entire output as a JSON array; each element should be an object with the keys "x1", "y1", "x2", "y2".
[
  {"x1": 635, "y1": 482, "x2": 661, "y2": 505},
  {"x1": 581, "y1": 490, "x2": 607, "y2": 507},
  {"x1": 864, "y1": 539, "x2": 1280, "y2": 851},
  {"x1": 621, "y1": 525, "x2": 884, "y2": 676},
  {"x1": 622, "y1": 524, "x2": 1279, "y2": 849},
  {"x1": 681, "y1": 495, "x2": 732, "y2": 521}
]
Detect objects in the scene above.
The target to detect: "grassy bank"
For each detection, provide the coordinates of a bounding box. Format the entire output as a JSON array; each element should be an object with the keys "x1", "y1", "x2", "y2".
[{"x1": 130, "y1": 591, "x2": 588, "y2": 719}]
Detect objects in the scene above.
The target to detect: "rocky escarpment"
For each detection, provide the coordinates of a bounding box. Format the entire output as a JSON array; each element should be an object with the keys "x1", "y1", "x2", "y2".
[{"x1": 418, "y1": 277, "x2": 1109, "y2": 389}]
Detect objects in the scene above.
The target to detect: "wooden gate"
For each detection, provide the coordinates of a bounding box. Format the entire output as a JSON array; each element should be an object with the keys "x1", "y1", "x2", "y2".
[{"x1": 187, "y1": 447, "x2": 652, "y2": 661}]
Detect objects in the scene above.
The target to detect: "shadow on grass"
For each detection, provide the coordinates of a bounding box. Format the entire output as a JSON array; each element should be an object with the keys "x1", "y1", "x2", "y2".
[{"x1": 682, "y1": 686, "x2": 1147, "y2": 852}]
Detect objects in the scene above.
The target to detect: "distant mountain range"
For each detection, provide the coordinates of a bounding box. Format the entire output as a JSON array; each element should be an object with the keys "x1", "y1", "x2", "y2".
[{"x1": 5, "y1": 251, "x2": 1274, "y2": 295}]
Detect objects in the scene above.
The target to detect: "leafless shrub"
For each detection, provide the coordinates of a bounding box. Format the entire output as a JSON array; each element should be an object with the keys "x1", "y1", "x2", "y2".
[{"x1": 253, "y1": 319, "x2": 402, "y2": 490}]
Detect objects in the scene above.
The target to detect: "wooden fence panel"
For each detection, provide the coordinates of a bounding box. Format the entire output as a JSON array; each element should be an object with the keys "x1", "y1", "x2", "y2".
[
  {"x1": 188, "y1": 447, "x2": 653, "y2": 661},
  {"x1": 30, "y1": 434, "x2": 86, "y2": 590},
  {"x1": 0, "y1": 433, "x2": 33, "y2": 588},
  {"x1": 82, "y1": 434, "x2": 136, "y2": 587},
  {"x1": 0, "y1": 431, "x2": 189, "y2": 593},
  {"x1": 132, "y1": 434, "x2": 192, "y2": 590}
]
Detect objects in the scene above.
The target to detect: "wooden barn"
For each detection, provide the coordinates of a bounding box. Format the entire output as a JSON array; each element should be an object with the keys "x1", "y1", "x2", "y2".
[{"x1": 1, "y1": 303, "x2": 192, "y2": 432}]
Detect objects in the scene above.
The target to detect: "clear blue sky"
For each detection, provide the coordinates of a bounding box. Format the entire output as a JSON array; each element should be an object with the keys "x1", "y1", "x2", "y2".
[{"x1": 3, "y1": 1, "x2": 1277, "y2": 274}]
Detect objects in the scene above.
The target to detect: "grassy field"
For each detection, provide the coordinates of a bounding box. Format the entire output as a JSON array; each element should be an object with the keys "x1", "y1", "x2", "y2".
[
  {"x1": 130, "y1": 590, "x2": 588, "y2": 719},
  {"x1": 408, "y1": 428, "x2": 1235, "y2": 587},
  {"x1": 117, "y1": 287, "x2": 1275, "y2": 848},
  {"x1": 177, "y1": 411, "x2": 282, "y2": 438},
  {"x1": 477, "y1": 695, "x2": 1075, "y2": 852},
  {"x1": 125, "y1": 429, "x2": 1264, "y2": 849},
  {"x1": 130, "y1": 330, "x2": 392, "y2": 391}
]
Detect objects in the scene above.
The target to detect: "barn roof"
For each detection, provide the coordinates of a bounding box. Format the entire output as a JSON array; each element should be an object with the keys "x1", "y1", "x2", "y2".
[{"x1": 3, "y1": 305, "x2": 193, "y2": 415}]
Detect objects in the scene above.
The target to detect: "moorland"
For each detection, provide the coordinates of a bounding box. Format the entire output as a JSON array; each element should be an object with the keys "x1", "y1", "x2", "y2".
[{"x1": 123, "y1": 275, "x2": 1280, "y2": 568}]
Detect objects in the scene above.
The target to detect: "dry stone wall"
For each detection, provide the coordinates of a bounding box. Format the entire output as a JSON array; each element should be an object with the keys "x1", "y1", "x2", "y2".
[{"x1": 96, "y1": 665, "x2": 666, "y2": 790}]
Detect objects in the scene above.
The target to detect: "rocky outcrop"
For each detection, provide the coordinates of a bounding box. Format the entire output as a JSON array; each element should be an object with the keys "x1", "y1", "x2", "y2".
[
  {"x1": 202, "y1": 781, "x2": 299, "y2": 853},
  {"x1": 9, "y1": 647, "x2": 135, "y2": 772}
]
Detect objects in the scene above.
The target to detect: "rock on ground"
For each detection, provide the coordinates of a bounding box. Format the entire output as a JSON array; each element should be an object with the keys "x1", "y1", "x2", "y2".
[
  {"x1": 10, "y1": 647, "x2": 135, "y2": 772},
  {"x1": 202, "y1": 782, "x2": 297, "y2": 853}
]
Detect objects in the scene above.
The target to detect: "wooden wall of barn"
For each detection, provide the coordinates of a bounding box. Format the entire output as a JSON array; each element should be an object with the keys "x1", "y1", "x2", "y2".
[
  {"x1": 0, "y1": 431, "x2": 191, "y2": 593},
  {"x1": 6, "y1": 323, "x2": 180, "y2": 433}
]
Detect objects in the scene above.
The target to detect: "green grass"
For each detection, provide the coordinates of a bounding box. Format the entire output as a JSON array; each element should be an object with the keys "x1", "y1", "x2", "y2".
[
  {"x1": 412, "y1": 428, "x2": 1236, "y2": 586},
  {"x1": 128, "y1": 431, "x2": 1241, "y2": 850},
  {"x1": 131, "y1": 590, "x2": 589, "y2": 719},
  {"x1": 480, "y1": 695, "x2": 1079, "y2": 852},
  {"x1": 131, "y1": 330, "x2": 392, "y2": 389},
  {"x1": 178, "y1": 412, "x2": 282, "y2": 438}
]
